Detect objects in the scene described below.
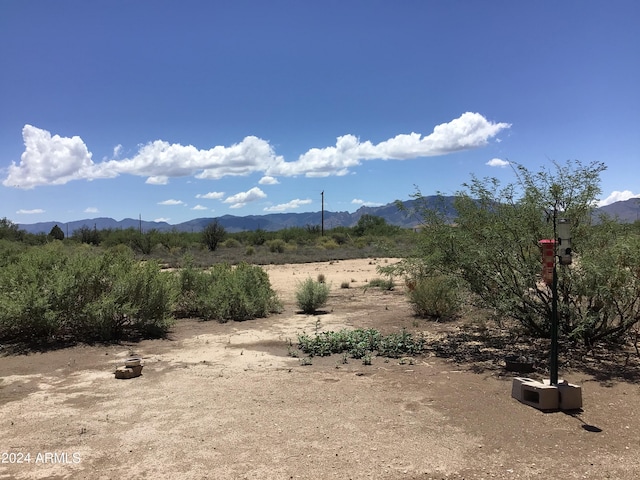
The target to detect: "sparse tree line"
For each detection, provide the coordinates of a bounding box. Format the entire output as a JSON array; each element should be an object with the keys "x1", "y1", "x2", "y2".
[{"x1": 0, "y1": 215, "x2": 408, "y2": 255}]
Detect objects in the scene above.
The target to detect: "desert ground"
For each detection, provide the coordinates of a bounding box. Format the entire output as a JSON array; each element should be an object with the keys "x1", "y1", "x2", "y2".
[{"x1": 1, "y1": 258, "x2": 639, "y2": 480}]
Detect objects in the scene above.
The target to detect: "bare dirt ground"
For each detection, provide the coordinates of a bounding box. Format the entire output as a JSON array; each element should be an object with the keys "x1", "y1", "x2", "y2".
[{"x1": 1, "y1": 258, "x2": 639, "y2": 480}]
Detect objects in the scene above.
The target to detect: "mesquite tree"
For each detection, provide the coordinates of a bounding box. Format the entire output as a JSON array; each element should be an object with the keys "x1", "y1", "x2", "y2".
[{"x1": 390, "y1": 160, "x2": 640, "y2": 347}]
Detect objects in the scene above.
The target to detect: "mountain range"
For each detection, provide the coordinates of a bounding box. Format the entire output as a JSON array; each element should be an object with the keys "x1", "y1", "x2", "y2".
[{"x1": 16, "y1": 196, "x2": 640, "y2": 235}]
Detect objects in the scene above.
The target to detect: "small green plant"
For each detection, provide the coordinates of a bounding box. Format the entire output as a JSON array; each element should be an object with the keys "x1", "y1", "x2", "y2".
[
  {"x1": 408, "y1": 275, "x2": 461, "y2": 320},
  {"x1": 378, "y1": 328, "x2": 425, "y2": 358},
  {"x1": 362, "y1": 352, "x2": 373, "y2": 365},
  {"x1": 245, "y1": 245, "x2": 255, "y2": 256},
  {"x1": 287, "y1": 346, "x2": 299, "y2": 358},
  {"x1": 300, "y1": 357, "x2": 313, "y2": 366},
  {"x1": 295, "y1": 278, "x2": 330, "y2": 314},
  {"x1": 366, "y1": 278, "x2": 395, "y2": 291}
]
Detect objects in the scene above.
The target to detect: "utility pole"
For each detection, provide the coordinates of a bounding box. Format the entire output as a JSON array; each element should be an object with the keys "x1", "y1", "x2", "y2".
[{"x1": 321, "y1": 191, "x2": 324, "y2": 236}]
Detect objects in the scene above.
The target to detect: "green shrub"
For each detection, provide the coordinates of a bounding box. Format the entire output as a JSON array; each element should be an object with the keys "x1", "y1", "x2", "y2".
[
  {"x1": 295, "y1": 278, "x2": 330, "y2": 314},
  {"x1": 175, "y1": 262, "x2": 281, "y2": 322},
  {"x1": 245, "y1": 245, "x2": 255, "y2": 256},
  {"x1": 366, "y1": 278, "x2": 395, "y2": 291},
  {"x1": 317, "y1": 238, "x2": 339, "y2": 250},
  {"x1": 0, "y1": 244, "x2": 175, "y2": 344},
  {"x1": 267, "y1": 239, "x2": 286, "y2": 253},
  {"x1": 223, "y1": 238, "x2": 241, "y2": 248},
  {"x1": 408, "y1": 275, "x2": 460, "y2": 320}
]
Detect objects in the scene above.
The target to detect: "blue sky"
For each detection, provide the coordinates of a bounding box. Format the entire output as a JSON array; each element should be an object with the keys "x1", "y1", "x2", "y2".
[{"x1": 1, "y1": 1, "x2": 639, "y2": 225}]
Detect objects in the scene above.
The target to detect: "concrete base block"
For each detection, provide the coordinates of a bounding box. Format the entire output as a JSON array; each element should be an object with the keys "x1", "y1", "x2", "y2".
[
  {"x1": 543, "y1": 379, "x2": 583, "y2": 410},
  {"x1": 520, "y1": 381, "x2": 559, "y2": 410},
  {"x1": 512, "y1": 378, "x2": 583, "y2": 411},
  {"x1": 511, "y1": 377, "x2": 536, "y2": 402}
]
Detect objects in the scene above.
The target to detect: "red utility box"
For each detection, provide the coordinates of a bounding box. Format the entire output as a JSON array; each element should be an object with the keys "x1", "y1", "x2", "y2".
[{"x1": 539, "y1": 239, "x2": 556, "y2": 286}]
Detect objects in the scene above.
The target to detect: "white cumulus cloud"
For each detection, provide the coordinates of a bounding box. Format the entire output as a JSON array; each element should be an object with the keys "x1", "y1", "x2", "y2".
[
  {"x1": 3, "y1": 113, "x2": 510, "y2": 188},
  {"x1": 486, "y1": 158, "x2": 510, "y2": 167},
  {"x1": 195, "y1": 191, "x2": 225, "y2": 200},
  {"x1": 263, "y1": 198, "x2": 312, "y2": 212},
  {"x1": 84, "y1": 207, "x2": 99, "y2": 213},
  {"x1": 598, "y1": 190, "x2": 640, "y2": 207},
  {"x1": 258, "y1": 175, "x2": 280, "y2": 185},
  {"x1": 154, "y1": 217, "x2": 170, "y2": 223},
  {"x1": 158, "y1": 199, "x2": 185, "y2": 206},
  {"x1": 223, "y1": 187, "x2": 267, "y2": 209},
  {"x1": 16, "y1": 208, "x2": 45, "y2": 214},
  {"x1": 351, "y1": 199, "x2": 383, "y2": 207},
  {"x1": 3, "y1": 125, "x2": 105, "y2": 188},
  {"x1": 146, "y1": 175, "x2": 169, "y2": 185},
  {"x1": 191, "y1": 204, "x2": 208, "y2": 210}
]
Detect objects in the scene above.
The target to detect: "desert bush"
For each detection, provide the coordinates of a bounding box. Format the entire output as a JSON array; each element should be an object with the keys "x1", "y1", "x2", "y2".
[
  {"x1": 295, "y1": 278, "x2": 330, "y2": 314},
  {"x1": 245, "y1": 245, "x2": 256, "y2": 256},
  {"x1": 0, "y1": 244, "x2": 175, "y2": 344},
  {"x1": 366, "y1": 278, "x2": 395, "y2": 290},
  {"x1": 202, "y1": 220, "x2": 226, "y2": 251},
  {"x1": 175, "y1": 261, "x2": 281, "y2": 322},
  {"x1": 317, "y1": 237, "x2": 339, "y2": 250},
  {"x1": 340, "y1": 281, "x2": 350, "y2": 289},
  {"x1": 408, "y1": 275, "x2": 461, "y2": 320},
  {"x1": 317, "y1": 273, "x2": 326, "y2": 283},
  {"x1": 223, "y1": 238, "x2": 241, "y2": 248},
  {"x1": 267, "y1": 239, "x2": 286, "y2": 253},
  {"x1": 331, "y1": 232, "x2": 349, "y2": 245}
]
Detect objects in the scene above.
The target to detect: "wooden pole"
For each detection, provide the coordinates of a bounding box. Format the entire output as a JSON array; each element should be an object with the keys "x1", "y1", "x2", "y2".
[{"x1": 321, "y1": 191, "x2": 324, "y2": 236}]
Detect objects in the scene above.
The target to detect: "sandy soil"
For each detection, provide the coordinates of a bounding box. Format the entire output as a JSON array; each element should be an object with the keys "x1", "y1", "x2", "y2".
[{"x1": 1, "y1": 258, "x2": 639, "y2": 480}]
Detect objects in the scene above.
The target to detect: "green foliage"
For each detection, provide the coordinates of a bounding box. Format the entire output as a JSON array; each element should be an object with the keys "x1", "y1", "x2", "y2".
[
  {"x1": 175, "y1": 260, "x2": 281, "y2": 322},
  {"x1": 48, "y1": 224, "x2": 65, "y2": 240},
  {"x1": 223, "y1": 238, "x2": 241, "y2": 248},
  {"x1": 250, "y1": 228, "x2": 267, "y2": 246},
  {"x1": 73, "y1": 225, "x2": 101, "y2": 245},
  {"x1": 130, "y1": 230, "x2": 159, "y2": 255},
  {"x1": 0, "y1": 218, "x2": 25, "y2": 242},
  {"x1": 377, "y1": 329, "x2": 425, "y2": 358},
  {"x1": 0, "y1": 244, "x2": 175, "y2": 344},
  {"x1": 398, "y1": 160, "x2": 640, "y2": 346},
  {"x1": 408, "y1": 275, "x2": 461, "y2": 320},
  {"x1": 267, "y1": 238, "x2": 286, "y2": 253},
  {"x1": 353, "y1": 214, "x2": 399, "y2": 237},
  {"x1": 317, "y1": 237, "x2": 339, "y2": 250},
  {"x1": 202, "y1": 220, "x2": 226, "y2": 251},
  {"x1": 366, "y1": 278, "x2": 395, "y2": 290},
  {"x1": 295, "y1": 278, "x2": 330, "y2": 314},
  {"x1": 296, "y1": 328, "x2": 423, "y2": 359},
  {"x1": 245, "y1": 245, "x2": 255, "y2": 256}
]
